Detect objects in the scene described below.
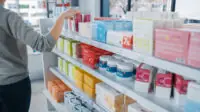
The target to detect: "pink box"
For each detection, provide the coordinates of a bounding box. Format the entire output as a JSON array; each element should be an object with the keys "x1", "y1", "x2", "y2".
[
  {"x1": 188, "y1": 31, "x2": 200, "y2": 68},
  {"x1": 154, "y1": 29, "x2": 190, "y2": 64}
]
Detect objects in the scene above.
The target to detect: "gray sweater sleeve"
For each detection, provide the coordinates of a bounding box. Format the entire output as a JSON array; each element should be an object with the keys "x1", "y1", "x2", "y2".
[{"x1": 7, "y1": 12, "x2": 56, "y2": 52}]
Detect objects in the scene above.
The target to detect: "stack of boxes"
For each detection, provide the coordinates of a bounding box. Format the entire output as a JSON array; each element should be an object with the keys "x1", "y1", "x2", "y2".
[{"x1": 48, "y1": 79, "x2": 71, "y2": 102}]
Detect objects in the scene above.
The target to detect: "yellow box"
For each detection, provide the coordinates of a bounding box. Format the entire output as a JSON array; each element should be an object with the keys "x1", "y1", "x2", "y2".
[
  {"x1": 84, "y1": 72, "x2": 101, "y2": 89},
  {"x1": 74, "y1": 68, "x2": 84, "y2": 82},
  {"x1": 58, "y1": 37, "x2": 64, "y2": 52},
  {"x1": 83, "y1": 84, "x2": 95, "y2": 98},
  {"x1": 75, "y1": 80, "x2": 83, "y2": 90}
]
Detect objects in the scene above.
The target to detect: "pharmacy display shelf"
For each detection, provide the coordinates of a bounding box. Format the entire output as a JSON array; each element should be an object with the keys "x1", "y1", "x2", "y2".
[
  {"x1": 43, "y1": 90, "x2": 71, "y2": 112},
  {"x1": 53, "y1": 49, "x2": 183, "y2": 112},
  {"x1": 61, "y1": 31, "x2": 200, "y2": 81},
  {"x1": 49, "y1": 67, "x2": 107, "y2": 112}
]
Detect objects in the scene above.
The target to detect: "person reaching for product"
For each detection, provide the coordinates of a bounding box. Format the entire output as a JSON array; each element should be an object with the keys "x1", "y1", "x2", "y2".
[{"x1": 0, "y1": 0, "x2": 79, "y2": 112}]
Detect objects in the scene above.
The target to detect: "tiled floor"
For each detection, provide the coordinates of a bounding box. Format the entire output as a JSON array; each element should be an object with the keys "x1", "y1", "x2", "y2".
[{"x1": 29, "y1": 80, "x2": 50, "y2": 112}]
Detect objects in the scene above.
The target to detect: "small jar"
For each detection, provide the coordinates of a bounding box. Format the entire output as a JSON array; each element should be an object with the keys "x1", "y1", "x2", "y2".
[
  {"x1": 116, "y1": 62, "x2": 134, "y2": 81},
  {"x1": 106, "y1": 58, "x2": 121, "y2": 76},
  {"x1": 99, "y1": 55, "x2": 111, "y2": 71}
]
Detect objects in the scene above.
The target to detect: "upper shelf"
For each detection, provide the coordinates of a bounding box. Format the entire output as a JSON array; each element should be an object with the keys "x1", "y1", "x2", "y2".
[{"x1": 61, "y1": 31, "x2": 200, "y2": 81}]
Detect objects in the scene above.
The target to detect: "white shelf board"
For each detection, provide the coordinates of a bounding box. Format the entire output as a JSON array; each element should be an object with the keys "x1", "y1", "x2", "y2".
[
  {"x1": 61, "y1": 31, "x2": 200, "y2": 81},
  {"x1": 43, "y1": 90, "x2": 71, "y2": 112},
  {"x1": 49, "y1": 67, "x2": 107, "y2": 112},
  {"x1": 53, "y1": 49, "x2": 184, "y2": 112}
]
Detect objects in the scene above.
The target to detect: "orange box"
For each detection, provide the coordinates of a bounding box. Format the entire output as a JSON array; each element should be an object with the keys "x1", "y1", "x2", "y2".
[
  {"x1": 83, "y1": 84, "x2": 95, "y2": 98},
  {"x1": 48, "y1": 81, "x2": 57, "y2": 94},
  {"x1": 74, "y1": 68, "x2": 85, "y2": 82},
  {"x1": 75, "y1": 80, "x2": 83, "y2": 90},
  {"x1": 58, "y1": 83, "x2": 71, "y2": 92},
  {"x1": 84, "y1": 72, "x2": 101, "y2": 89},
  {"x1": 52, "y1": 86, "x2": 64, "y2": 102}
]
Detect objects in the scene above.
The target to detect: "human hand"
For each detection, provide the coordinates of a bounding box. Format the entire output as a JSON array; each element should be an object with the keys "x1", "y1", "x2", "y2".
[{"x1": 61, "y1": 9, "x2": 80, "y2": 19}]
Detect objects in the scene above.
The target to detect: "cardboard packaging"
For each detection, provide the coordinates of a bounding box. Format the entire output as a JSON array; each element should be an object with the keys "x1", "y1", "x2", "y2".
[
  {"x1": 74, "y1": 68, "x2": 84, "y2": 82},
  {"x1": 72, "y1": 42, "x2": 80, "y2": 59},
  {"x1": 79, "y1": 22, "x2": 92, "y2": 39},
  {"x1": 75, "y1": 79, "x2": 83, "y2": 90},
  {"x1": 184, "y1": 82, "x2": 200, "y2": 112},
  {"x1": 84, "y1": 72, "x2": 101, "y2": 89},
  {"x1": 174, "y1": 74, "x2": 191, "y2": 106},
  {"x1": 57, "y1": 37, "x2": 64, "y2": 52},
  {"x1": 187, "y1": 30, "x2": 200, "y2": 68},
  {"x1": 154, "y1": 29, "x2": 190, "y2": 64},
  {"x1": 58, "y1": 57, "x2": 63, "y2": 72},
  {"x1": 155, "y1": 69, "x2": 173, "y2": 99},
  {"x1": 106, "y1": 31, "x2": 133, "y2": 49},
  {"x1": 124, "y1": 96, "x2": 136, "y2": 112},
  {"x1": 135, "y1": 64, "x2": 157, "y2": 93},
  {"x1": 68, "y1": 63, "x2": 76, "y2": 81},
  {"x1": 96, "y1": 83, "x2": 124, "y2": 112},
  {"x1": 128, "y1": 103, "x2": 151, "y2": 112},
  {"x1": 133, "y1": 19, "x2": 164, "y2": 55},
  {"x1": 64, "y1": 38, "x2": 77, "y2": 56},
  {"x1": 83, "y1": 84, "x2": 95, "y2": 98}
]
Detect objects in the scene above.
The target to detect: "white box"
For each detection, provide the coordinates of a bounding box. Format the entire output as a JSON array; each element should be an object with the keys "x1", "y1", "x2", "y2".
[
  {"x1": 107, "y1": 31, "x2": 133, "y2": 49},
  {"x1": 155, "y1": 86, "x2": 171, "y2": 99},
  {"x1": 96, "y1": 83, "x2": 124, "y2": 112},
  {"x1": 134, "y1": 81, "x2": 150, "y2": 93},
  {"x1": 128, "y1": 103, "x2": 151, "y2": 112},
  {"x1": 79, "y1": 22, "x2": 92, "y2": 39},
  {"x1": 187, "y1": 82, "x2": 200, "y2": 102},
  {"x1": 133, "y1": 19, "x2": 164, "y2": 55},
  {"x1": 174, "y1": 89, "x2": 187, "y2": 106}
]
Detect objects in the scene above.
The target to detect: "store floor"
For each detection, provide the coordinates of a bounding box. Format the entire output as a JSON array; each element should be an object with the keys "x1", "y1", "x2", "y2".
[{"x1": 29, "y1": 79, "x2": 50, "y2": 112}]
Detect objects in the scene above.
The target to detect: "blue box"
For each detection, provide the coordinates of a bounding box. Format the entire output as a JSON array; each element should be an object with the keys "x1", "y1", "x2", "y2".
[
  {"x1": 92, "y1": 20, "x2": 133, "y2": 43},
  {"x1": 184, "y1": 99, "x2": 200, "y2": 112},
  {"x1": 114, "y1": 20, "x2": 133, "y2": 31}
]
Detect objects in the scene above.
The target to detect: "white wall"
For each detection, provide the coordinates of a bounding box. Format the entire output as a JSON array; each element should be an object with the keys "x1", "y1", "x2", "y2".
[{"x1": 176, "y1": 0, "x2": 200, "y2": 20}]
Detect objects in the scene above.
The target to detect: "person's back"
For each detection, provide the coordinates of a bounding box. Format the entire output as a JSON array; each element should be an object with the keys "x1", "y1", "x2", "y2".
[{"x1": 0, "y1": 6, "x2": 29, "y2": 85}]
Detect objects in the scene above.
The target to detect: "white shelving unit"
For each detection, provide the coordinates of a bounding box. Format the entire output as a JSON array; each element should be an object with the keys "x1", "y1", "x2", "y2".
[
  {"x1": 43, "y1": 90, "x2": 71, "y2": 112},
  {"x1": 53, "y1": 49, "x2": 183, "y2": 112},
  {"x1": 61, "y1": 31, "x2": 200, "y2": 82}
]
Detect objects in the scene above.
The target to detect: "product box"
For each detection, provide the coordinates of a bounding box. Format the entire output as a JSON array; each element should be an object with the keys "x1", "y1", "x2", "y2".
[
  {"x1": 84, "y1": 72, "x2": 101, "y2": 89},
  {"x1": 74, "y1": 68, "x2": 85, "y2": 82},
  {"x1": 114, "y1": 20, "x2": 132, "y2": 31},
  {"x1": 68, "y1": 63, "x2": 76, "y2": 81},
  {"x1": 106, "y1": 31, "x2": 133, "y2": 49},
  {"x1": 135, "y1": 64, "x2": 157, "y2": 93},
  {"x1": 174, "y1": 74, "x2": 191, "y2": 106},
  {"x1": 64, "y1": 38, "x2": 76, "y2": 56},
  {"x1": 72, "y1": 42, "x2": 80, "y2": 59},
  {"x1": 155, "y1": 69, "x2": 173, "y2": 99},
  {"x1": 133, "y1": 19, "x2": 164, "y2": 55},
  {"x1": 92, "y1": 21, "x2": 115, "y2": 43},
  {"x1": 184, "y1": 82, "x2": 200, "y2": 112},
  {"x1": 96, "y1": 83, "x2": 124, "y2": 112},
  {"x1": 75, "y1": 80, "x2": 83, "y2": 90},
  {"x1": 58, "y1": 57, "x2": 63, "y2": 72},
  {"x1": 83, "y1": 84, "x2": 96, "y2": 98},
  {"x1": 63, "y1": 60, "x2": 69, "y2": 76},
  {"x1": 58, "y1": 37, "x2": 64, "y2": 52},
  {"x1": 128, "y1": 103, "x2": 151, "y2": 112},
  {"x1": 48, "y1": 80, "x2": 57, "y2": 94},
  {"x1": 124, "y1": 96, "x2": 136, "y2": 112},
  {"x1": 79, "y1": 22, "x2": 92, "y2": 39},
  {"x1": 187, "y1": 29, "x2": 200, "y2": 68},
  {"x1": 154, "y1": 29, "x2": 190, "y2": 64}
]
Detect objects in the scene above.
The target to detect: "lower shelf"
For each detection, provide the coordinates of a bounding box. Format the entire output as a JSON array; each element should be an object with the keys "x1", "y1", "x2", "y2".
[{"x1": 43, "y1": 90, "x2": 71, "y2": 112}]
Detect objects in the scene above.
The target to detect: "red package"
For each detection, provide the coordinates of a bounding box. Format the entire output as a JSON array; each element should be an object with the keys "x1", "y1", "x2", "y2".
[
  {"x1": 84, "y1": 14, "x2": 91, "y2": 22},
  {"x1": 156, "y1": 73, "x2": 173, "y2": 88},
  {"x1": 175, "y1": 74, "x2": 191, "y2": 94}
]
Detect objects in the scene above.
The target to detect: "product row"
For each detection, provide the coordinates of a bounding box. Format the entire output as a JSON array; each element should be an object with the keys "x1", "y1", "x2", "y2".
[
  {"x1": 64, "y1": 11, "x2": 200, "y2": 69},
  {"x1": 56, "y1": 40, "x2": 200, "y2": 112}
]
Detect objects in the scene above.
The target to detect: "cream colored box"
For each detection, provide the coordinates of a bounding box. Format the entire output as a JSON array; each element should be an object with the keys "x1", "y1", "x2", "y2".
[
  {"x1": 79, "y1": 22, "x2": 92, "y2": 39},
  {"x1": 133, "y1": 19, "x2": 164, "y2": 55},
  {"x1": 96, "y1": 83, "x2": 124, "y2": 112}
]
